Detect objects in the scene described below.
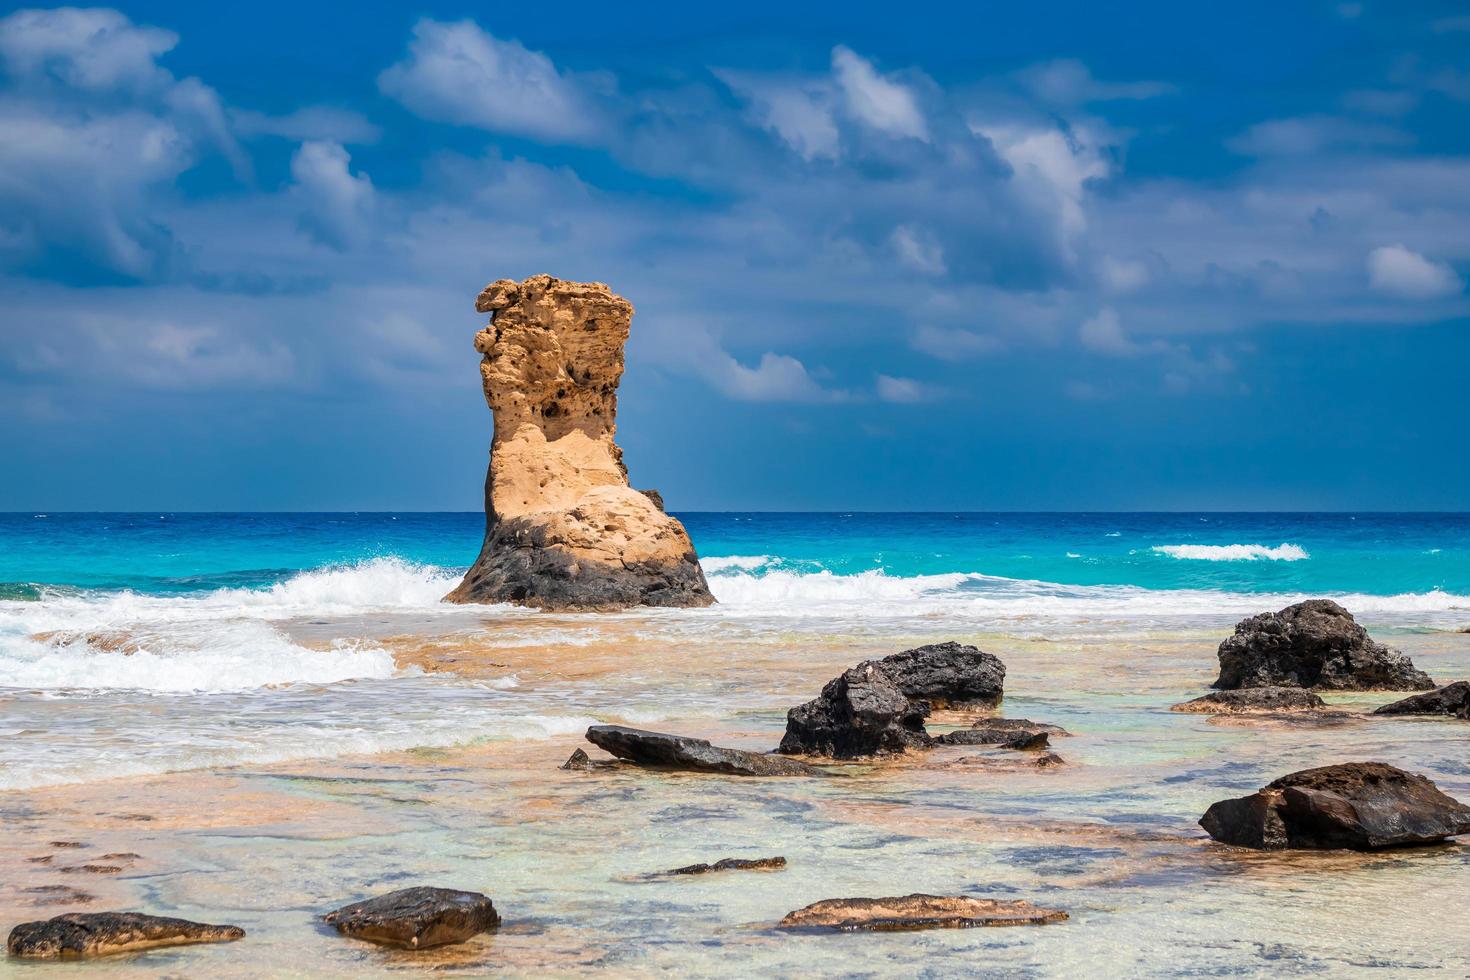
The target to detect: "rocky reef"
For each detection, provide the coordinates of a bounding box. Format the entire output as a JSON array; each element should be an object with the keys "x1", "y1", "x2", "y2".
[
  {"x1": 1199, "y1": 762, "x2": 1470, "y2": 850},
  {"x1": 445, "y1": 275, "x2": 713, "y2": 610},
  {"x1": 1212, "y1": 599, "x2": 1432, "y2": 691}
]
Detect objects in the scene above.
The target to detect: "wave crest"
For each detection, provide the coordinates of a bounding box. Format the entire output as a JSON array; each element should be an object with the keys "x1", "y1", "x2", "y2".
[{"x1": 1152, "y1": 543, "x2": 1310, "y2": 562}]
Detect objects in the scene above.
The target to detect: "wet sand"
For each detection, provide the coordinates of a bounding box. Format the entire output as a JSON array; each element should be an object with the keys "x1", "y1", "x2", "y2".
[{"x1": 4, "y1": 625, "x2": 1470, "y2": 977}]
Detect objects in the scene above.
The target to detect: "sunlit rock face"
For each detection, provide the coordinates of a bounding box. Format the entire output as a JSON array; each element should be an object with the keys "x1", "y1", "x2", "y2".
[{"x1": 445, "y1": 274, "x2": 713, "y2": 610}]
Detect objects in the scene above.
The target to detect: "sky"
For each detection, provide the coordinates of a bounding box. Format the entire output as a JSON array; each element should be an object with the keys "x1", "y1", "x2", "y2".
[{"x1": 0, "y1": 1, "x2": 1467, "y2": 511}]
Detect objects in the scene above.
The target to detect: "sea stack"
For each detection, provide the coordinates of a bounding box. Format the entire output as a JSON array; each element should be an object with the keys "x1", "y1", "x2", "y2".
[{"x1": 445, "y1": 275, "x2": 714, "y2": 610}]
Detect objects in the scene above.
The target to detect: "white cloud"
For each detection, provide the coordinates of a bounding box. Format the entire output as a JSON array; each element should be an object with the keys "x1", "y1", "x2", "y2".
[
  {"x1": 1016, "y1": 59, "x2": 1174, "y2": 105},
  {"x1": 0, "y1": 7, "x2": 175, "y2": 92},
  {"x1": 1098, "y1": 255, "x2": 1150, "y2": 293},
  {"x1": 715, "y1": 70, "x2": 838, "y2": 161},
  {"x1": 1227, "y1": 115, "x2": 1411, "y2": 156},
  {"x1": 290, "y1": 141, "x2": 375, "y2": 249},
  {"x1": 713, "y1": 350, "x2": 840, "y2": 402},
  {"x1": 378, "y1": 19, "x2": 603, "y2": 143},
  {"x1": 830, "y1": 45, "x2": 927, "y2": 141},
  {"x1": 890, "y1": 224, "x2": 946, "y2": 275},
  {"x1": 1079, "y1": 308, "x2": 1144, "y2": 356},
  {"x1": 232, "y1": 106, "x2": 381, "y2": 144},
  {"x1": 1366, "y1": 244, "x2": 1463, "y2": 299},
  {"x1": 911, "y1": 325, "x2": 1004, "y2": 361},
  {"x1": 976, "y1": 122, "x2": 1109, "y2": 260},
  {"x1": 875, "y1": 373, "x2": 939, "y2": 403}
]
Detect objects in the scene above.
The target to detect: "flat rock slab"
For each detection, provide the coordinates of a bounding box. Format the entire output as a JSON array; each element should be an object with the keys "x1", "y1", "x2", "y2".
[
  {"x1": 1374, "y1": 681, "x2": 1470, "y2": 718},
  {"x1": 936, "y1": 728, "x2": 1052, "y2": 749},
  {"x1": 1172, "y1": 688, "x2": 1328, "y2": 714},
  {"x1": 587, "y1": 725, "x2": 826, "y2": 776},
  {"x1": 664, "y1": 857, "x2": 787, "y2": 876},
  {"x1": 778, "y1": 894, "x2": 1067, "y2": 931},
  {"x1": 950, "y1": 752, "x2": 1066, "y2": 772},
  {"x1": 324, "y1": 887, "x2": 499, "y2": 949},
  {"x1": 1200, "y1": 761, "x2": 1470, "y2": 850},
  {"x1": 7, "y1": 912, "x2": 245, "y2": 959}
]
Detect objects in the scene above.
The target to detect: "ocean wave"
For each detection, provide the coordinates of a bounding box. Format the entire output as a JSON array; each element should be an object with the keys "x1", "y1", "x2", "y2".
[
  {"x1": 700, "y1": 554, "x2": 776, "y2": 573},
  {"x1": 1152, "y1": 543, "x2": 1310, "y2": 562}
]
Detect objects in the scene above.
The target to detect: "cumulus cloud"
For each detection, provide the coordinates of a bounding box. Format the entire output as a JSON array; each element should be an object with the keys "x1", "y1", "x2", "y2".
[
  {"x1": 714, "y1": 70, "x2": 839, "y2": 161},
  {"x1": 0, "y1": 7, "x2": 175, "y2": 92},
  {"x1": 830, "y1": 45, "x2": 928, "y2": 141},
  {"x1": 875, "y1": 373, "x2": 941, "y2": 403},
  {"x1": 975, "y1": 121, "x2": 1110, "y2": 260},
  {"x1": 1366, "y1": 244, "x2": 1463, "y2": 298},
  {"x1": 378, "y1": 19, "x2": 604, "y2": 143},
  {"x1": 289, "y1": 141, "x2": 375, "y2": 249}
]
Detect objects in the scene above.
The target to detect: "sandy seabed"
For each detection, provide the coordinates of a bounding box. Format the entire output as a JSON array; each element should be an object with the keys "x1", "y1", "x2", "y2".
[{"x1": 4, "y1": 617, "x2": 1469, "y2": 978}]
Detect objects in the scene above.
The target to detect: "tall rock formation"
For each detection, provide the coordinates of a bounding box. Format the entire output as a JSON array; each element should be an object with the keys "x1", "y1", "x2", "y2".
[{"x1": 445, "y1": 275, "x2": 714, "y2": 610}]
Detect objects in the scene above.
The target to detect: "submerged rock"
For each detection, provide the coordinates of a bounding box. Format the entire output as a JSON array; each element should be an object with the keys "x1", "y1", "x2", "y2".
[
  {"x1": 324, "y1": 887, "x2": 499, "y2": 949},
  {"x1": 877, "y1": 641, "x2": 1006, "y2": 708},
  {"x1": 778, "y1": 662, "x2": 931, "y2": 759},
  {"x1": 560, "y1": 748, "x2": 592, "y2": 770},
  {"x1": 777, "y1": 894, "x2": 1068, "y2": 931},
  {"x1": 445, "y1": 275, "x2": 714, "y2": 611},
  {"x1": 1199, "y1": 762, "x2": 1470, "y2": 850},
  {"x1": 1373, "y1": 681, "x2": 1470, "y2": 718},
  {"x1": 586, "y1": 725, "x2": 826, "y2": 777},
  {"x1": 664, "y1": 857, "x2": 786, "y2": 876},
  {"x1": 1172, "y1": 687, "x2": 1328, "y2": 714},
  {"x1": 6, "y1": 912, "x2": 244, "y2": 959},
  {"x1": 935, "y1": 718, "x2": 1069, "y2": 746},
  {"x1": 1213, "y1": 600, "x2": 1433, "y2": 691}
]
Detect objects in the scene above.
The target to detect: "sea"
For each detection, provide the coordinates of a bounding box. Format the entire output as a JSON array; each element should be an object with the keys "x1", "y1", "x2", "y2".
[{"x1": 3, "y1": 512, "x2": 1468, "y2": 976}]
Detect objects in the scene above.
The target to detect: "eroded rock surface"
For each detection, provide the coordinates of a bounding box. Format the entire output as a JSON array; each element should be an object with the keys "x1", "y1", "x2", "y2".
[
  {"x1": 1374, "y1": 681, "x2": 1470, "y2": 718},
  {"x1": 777, "y1": 894, "x2": 1068, "y2": 931},
  {"x1": 1199, "y1": 762, "x2": 1470, "y2": 850},
  {"x1": 1172, "y1": 687, "x2": 1328, "y2": 714},
  {"x1": 779, "y1": 662, "x2": 932, "y2": 758},
  {"x1": 934, "y1": 718, "x2": 1070, "y2": 746},
  {"x1": 586, "y1": 725, "x2": 826, "y2": 777},
  {"x1": 878, "y1": 641, "x2": 1006, "y2": 708},
  {"x1": 1213, "y1": 600, "x2": 1432, "y2": 691},
  {"x1": 664, "y1": 857, "x2": 786, "y2": 876},
  {"x1": 445, "y1": 275, "x2": 713, "y2": 610},
  {"x1": 7, "y1": 912, "x2": 244, "y2": 959},
  {"x1": 324, "y1": 887, "x2": 499, "y2": 949}
]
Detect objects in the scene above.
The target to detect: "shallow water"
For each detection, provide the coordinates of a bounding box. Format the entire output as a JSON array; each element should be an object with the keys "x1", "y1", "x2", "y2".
[{"x1": 2, "y1": 513, "x2": 1469, "y2": 976}]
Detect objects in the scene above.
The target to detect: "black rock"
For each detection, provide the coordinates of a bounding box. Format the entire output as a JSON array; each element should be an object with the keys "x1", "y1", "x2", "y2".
[
  {"x1": 7, "y1": 912, "x2": 244, "y2": 959},
  {"x1": 877, "y1": 641, "x2": 1006, "y2": 708},
  {"x1": 586, "y1": 725, "x2": 826, "y2": 776},
  {"x1": 934, "y1": 719, "x2": 1069, "y2": 746},
  {"x1": 1172, "y1": 687, "x2": 1328, "y2": 714},
  {"x1": 1213, "y1": 600, "x2": 1433, "y2": 691},
  {"x1": 1373, "y1": 681, "x2": 1470, "y2": 718},
  {"x1": 777, "y1": 662, "x2": 932, "y2": 758},
  {"x1": 324, "y1": 887, "x2": 499, "y2": 949},
  {"x1": 665, "y1": 856, "x2": 786, "y2": 875},
  {"x1": 560, "y1": 748, "x2": 592, "y2": 770},
  {"x1": 1199, "y1": 762, "x2": 1470, "y2": 850}
]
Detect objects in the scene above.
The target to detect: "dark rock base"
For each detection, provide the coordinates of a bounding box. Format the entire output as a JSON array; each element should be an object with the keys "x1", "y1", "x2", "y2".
[
  {"x1": 586, "y1": 725, "x2": 826, "y2": 777},
  {"x1": 1172, "y1": 688, "x2": 1328, "y2": 714},
  {"x1": 7, "y1": 912, "x2": 244, "y2": 959},
  {"x1": 1374, "y1": 682, "x2": 1470, "y2": 718}
]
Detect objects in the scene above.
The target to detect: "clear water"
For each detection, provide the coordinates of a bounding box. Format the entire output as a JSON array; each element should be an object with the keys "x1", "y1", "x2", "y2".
[{"x1": 2, "y1": 513, "x2": 1469, "y2": 976}]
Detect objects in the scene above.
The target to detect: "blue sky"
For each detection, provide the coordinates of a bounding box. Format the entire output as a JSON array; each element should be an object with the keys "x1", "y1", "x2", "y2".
[{"x1": 1, "y1": 1, "x2": 1467, "y2": 510}]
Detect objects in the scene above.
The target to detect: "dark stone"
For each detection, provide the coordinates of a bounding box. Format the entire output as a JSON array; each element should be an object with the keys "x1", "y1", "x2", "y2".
[
  {"x1": 952, "y1": 752, "x2": 1066, "y2": 771},
  {"x1": 1172, "y1": 687, "x2": 1328, "y2": 714},
  {"x1": 1373, "y1": 681, "x2": 1470, "y2": 718},
  {"x1": 777, "y1": 894, "x2": 1068, "y2": 931},
  {"x1": 777, "y1": 662, "x2": 932, "y2": 758},
  {"x1": 639, "y1": 489, "x2": 665, "y2": 512},
  {"x1": 935, "y1": 719, "x2": 1069, "y2": 745},
  {"x1": 878, "y1": 641, "x2": 1006, "y2": 708},
  {"x1": 1199, "y1": 762, "x2": 1470, "y2": 850},
  {"x1": 1213, "y1": 600, "x2": 1433, "y2": 691},
  {"x1": 324, "y1": 887, "x2": 499, "y2": 949},
  {"x1": 450, "y1": 516, "x2": 712, "y2": 611},
  {"x1": 665, "y1": 856, "x2": 786, "y2": 875},
  {"x1": 586, "y1": 725, "x2": 827, "y2": 777},
  {"x1": 560, "y1": 748, "x2": 592, "y2": 770},
  {"x1": 7, "y1": 912, "x2": 245, "y2": 959}
]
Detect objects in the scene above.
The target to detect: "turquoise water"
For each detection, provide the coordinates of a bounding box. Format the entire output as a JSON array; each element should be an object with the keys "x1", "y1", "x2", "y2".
[{"x1": 3, "y1": 512, "x2": 1468, "y2": 595}]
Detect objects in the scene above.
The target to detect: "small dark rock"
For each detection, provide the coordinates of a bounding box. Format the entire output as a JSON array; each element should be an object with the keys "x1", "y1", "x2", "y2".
[
  {"x1": 1199, "y1": 761, "x2": 1470, "y2": 850},
  {"x1": 1213, "y1": 600, "x2": 1433, "y2": 691},
  {"x1": 58, "y1": 865, "x2": 123, "y2": 875},
  {"x1": 877, "y1": 641, "x2": 1006, "y2": 709},
  {"x1": 935, "y1": 719, "x2": 1066, "y2": 746},
  {"x1": 639, "y1": 489, "x2": 666, "y2": 512},
  {"x1": 777, "y1": 894, "x2": 1067, "y2": 931},
  {"x1": 560, "y1": 748, "x2": 592, "y2": 770},
  {"x1": 778, "y1": 662, "x2": 931, "y2": 758},
  {"x1": 22, "y1": 886, "x2": 94, "y2": 907},
  {"x1": 665, "y1": 856, "x2": 786, "y2": 875},
  {"x1": 6, "y1": 912, "x2": 245, "y2": 959},
  {"x1": 586, "y1": 725, "x2": 826, "y2": 776},
  {"x1": 1373, "y1": 681, "x2": 1470, "y2": 718},
  {"x1": 324, "y1": 887, "x2": 499, "y2": 949},
  {"x1": 1172, "y1": 687, "x2": 1328, "y2": 714}
]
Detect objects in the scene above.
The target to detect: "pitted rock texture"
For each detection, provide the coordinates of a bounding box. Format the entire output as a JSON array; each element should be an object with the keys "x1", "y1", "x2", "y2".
[
  {"x1": 1171, "y1": 687, "x2": 1328, "y2": 714},
  {"x1": 324, "y1": 887, "x2": 499, "y2": 949},
  {"x1": 778, "y1": 661, "x2": 933, "y2": 759},
  {"x1": 878, "y1": 641, "x2": 1006, "y2": 708},
  {"x1": 7, "y1": 912, "x2": 244, "y2": 959},
  {"x1": 445, "y1": 275, "x2": 713, "y2": 610},
  {"x1": 777, "y1": 894, "x2": 1068, "y2": 931},
  {"x1": 1373, "y1": 682, "x2": 1470, "y2": 718},
  {"x1": 1213, "y1": 599, "x2": 1433, "y2": 691},
  {"x1": 1199, "y1": 762, "x2": 1470, "y2": 850}
]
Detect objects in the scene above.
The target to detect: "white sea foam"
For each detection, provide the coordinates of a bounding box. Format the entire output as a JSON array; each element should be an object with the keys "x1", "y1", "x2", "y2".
[
  {"x1": 1152, "y1": 543, "x2": 1310, "y2": 562},
  {"x1": 700, "y1": 554, "x2": 775, "y2": 573}
]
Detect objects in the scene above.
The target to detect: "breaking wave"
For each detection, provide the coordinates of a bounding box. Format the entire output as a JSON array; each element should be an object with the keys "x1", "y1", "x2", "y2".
[{"x1": 1151, "y1": 543, "x2": 1310, "y2": 562}]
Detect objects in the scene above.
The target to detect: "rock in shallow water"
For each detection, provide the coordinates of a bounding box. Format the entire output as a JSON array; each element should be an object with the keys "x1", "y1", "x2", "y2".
[
  {"x1": 664, "y1": 857, "x2": 786, "y2": 876},
  {"x1": 1199, "y1": 762, "x2": 1470, "y2": 850},
  {"x1": 7, "y1": 912, "x2": 244, "y2": 959},
  {"x1": 1373, "y1": 681, "x2": 1470, "y2": 718},
  {"x1": 586, "y1": 725, "x2": 827, "y2": 776},
  {"x1": 324, "y1": 887, "x2": 499, "y2": 949},
  {"x1": 777, "y1": 894, "x2": 1067, "y2": 931},
  {"x1": 1172, "y1": 687, "x2": 1328, "y2": 713},
  {"x1": 877, "y1": 641, "x2": 1006, "y2": 708},
  {"x1": 1213, "y1": 599, "x2": 1432, "y2": 691},
  {"x1": 935, "y1": 718, "x2": 1068, "y2": 746},
  {"x1": 778, "y1": 662, "x2": 931, "y2": 758}
]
